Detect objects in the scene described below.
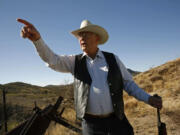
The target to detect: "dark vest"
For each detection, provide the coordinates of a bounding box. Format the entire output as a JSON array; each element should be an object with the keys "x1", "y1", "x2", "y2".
[{"x1": 74, "y1": 51, "x2": 125, "y2": 120}]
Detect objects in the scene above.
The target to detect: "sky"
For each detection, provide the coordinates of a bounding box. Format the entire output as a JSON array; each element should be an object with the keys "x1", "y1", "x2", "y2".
[{"x1": 0, "y1": 0, "x2": 180, "y2": 86}]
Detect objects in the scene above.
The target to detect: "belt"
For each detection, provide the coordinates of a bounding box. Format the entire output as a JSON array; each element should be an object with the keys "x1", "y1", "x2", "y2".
[{"x1": 84, "y1": 112, "x2": 115, "y2": 119}]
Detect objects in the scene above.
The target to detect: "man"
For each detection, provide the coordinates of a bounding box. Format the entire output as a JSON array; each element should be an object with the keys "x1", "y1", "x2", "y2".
[{"x1": 17, "y1": 18, "x2": 162, "y2": 135}]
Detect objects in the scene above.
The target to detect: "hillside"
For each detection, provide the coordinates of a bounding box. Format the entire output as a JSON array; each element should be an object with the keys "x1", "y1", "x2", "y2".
[
  {"x1": 126, "y1": 58, "x2": 180, "y2": 134},
  {"x1": 0, "y1": 59, "x2": 180, "y2": 134},
  {"x1": 127, "y1": 68, "x2": 141, "y2": 76},
  {"x1": 0, "y1": 82, "x2": 74, "y2": 135}
]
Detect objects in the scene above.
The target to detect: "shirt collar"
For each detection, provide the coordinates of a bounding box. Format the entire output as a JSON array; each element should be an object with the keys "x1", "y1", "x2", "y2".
[{"x1": 81, "y1": 49, "x2": 104, "y2": 59}]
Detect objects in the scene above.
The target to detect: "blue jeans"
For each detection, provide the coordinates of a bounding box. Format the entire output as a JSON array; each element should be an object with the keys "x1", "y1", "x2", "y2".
[{"x1": 82, "y1": 114, "x2": 134, "y2": 135}]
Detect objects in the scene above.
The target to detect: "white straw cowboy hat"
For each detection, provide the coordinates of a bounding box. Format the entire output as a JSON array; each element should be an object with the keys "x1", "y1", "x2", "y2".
[{"x1": 71, "y1": 20, "x2": 109, "y2": 45}]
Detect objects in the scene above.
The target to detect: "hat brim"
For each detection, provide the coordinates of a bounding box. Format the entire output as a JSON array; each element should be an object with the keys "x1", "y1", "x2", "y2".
[{"x1": 71, "y1": 25, "x2": 108, "y2": 45}]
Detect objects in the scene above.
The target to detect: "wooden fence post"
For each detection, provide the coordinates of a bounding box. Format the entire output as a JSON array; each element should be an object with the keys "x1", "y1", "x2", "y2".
[{"x1": 2, "y1": 87, "x2": 8, "y2": 133}]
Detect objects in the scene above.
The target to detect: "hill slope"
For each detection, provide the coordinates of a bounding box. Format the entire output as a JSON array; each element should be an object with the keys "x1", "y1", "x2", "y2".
[{"x1": 125, "y1": 58, "x2": 180, "y2": 135}]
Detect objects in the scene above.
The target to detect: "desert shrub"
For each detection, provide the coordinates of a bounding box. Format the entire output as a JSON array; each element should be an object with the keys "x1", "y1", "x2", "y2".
[
  {"x1": 158, "y1": 68, "x2": 168, "y2": 75},
  {"x1": 150, "y1": 75, "x2": 163, "y2": 82}
]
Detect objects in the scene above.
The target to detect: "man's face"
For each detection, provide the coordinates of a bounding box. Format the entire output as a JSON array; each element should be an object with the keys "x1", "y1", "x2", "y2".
[{"x1": 77, "y1": 31, "x2": 99, "y2": 53}]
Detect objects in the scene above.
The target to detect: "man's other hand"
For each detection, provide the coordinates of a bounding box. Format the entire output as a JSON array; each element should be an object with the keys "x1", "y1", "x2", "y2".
[
  {"x1": 148, "y1": 95, "x2": 163, "y2": 109},
  {"x1": 17, "y1": 18, "x2": 41, "y2": 41}
]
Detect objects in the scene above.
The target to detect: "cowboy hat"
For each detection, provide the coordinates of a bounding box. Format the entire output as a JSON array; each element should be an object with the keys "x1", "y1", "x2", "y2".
[{"x1": 71, "y1": 20, "x2": 109, "y2": 45}]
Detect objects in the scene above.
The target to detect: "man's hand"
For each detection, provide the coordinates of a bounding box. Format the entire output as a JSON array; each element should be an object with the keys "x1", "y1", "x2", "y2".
[
  {"x1": 148, "y1": 94, "x2": 163, "y2": 109},
  {"x1": 17, "y1": 18, "x2": 41, "y2": 41}
]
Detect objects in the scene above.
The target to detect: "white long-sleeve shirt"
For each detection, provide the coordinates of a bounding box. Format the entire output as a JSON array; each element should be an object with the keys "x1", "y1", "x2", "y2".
[{"x1": 33, "y1": 38, "x2": 151, "y2": 115}]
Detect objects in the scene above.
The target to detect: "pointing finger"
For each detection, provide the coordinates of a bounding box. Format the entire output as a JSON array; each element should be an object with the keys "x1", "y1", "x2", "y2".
[
  {"x1": 17, "y1": 18, "x2": 32, "y2": 26},
  {"x1": 17, "y1": 18, "x2": 41, "y2": 41}
]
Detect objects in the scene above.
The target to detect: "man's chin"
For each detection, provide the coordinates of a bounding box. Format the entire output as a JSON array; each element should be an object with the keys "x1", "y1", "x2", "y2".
[{"x1": 81, "y1": 47, "x2": 87, "y2": 52}]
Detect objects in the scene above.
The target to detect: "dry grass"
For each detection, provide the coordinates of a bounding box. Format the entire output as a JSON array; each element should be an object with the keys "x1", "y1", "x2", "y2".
[
  {"x1": 127, "y1": 58, "x2": 180, "y2": 135},
  {"x1": 45, "y1": 108, "x2": 80, "y2": 135}
]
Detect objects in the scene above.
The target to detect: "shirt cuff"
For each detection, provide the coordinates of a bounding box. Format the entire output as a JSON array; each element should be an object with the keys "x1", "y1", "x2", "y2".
[{"x1": 33, "y1": 38, "x2": 45, "y2": 46}]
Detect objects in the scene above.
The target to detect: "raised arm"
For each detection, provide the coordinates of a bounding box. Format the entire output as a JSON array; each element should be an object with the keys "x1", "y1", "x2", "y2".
[{"x1": 17, "y1": 18, "x2": 75, "y2": 74}]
